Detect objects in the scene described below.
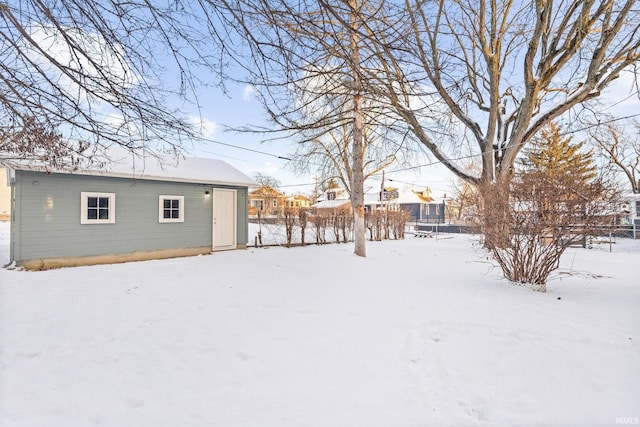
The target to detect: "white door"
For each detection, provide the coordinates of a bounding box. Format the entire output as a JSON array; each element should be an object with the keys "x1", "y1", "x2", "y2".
[{"x1": 212, "y1": 188, "x2": 237, "y2": 251}]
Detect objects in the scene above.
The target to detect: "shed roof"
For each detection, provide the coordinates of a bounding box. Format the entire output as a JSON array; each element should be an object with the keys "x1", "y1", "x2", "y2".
[{"x1": 7, "y1": 151, "x2": 256, "y2": 187}]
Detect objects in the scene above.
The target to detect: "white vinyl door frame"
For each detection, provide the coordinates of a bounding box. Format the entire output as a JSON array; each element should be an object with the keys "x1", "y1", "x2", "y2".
[{"x1": 212, "y1": 188, "x2": 237, "y2": 251}]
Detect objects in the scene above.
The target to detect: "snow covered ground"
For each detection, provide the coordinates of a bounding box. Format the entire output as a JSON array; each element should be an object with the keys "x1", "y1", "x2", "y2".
[{"x1": 1, "y1": 221, "x2": 639, "y2": 426}]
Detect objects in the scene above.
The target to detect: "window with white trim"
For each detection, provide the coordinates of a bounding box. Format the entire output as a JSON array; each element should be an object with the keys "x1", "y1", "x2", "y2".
[
  {"x1": 251, "y1": 199, "x2": 264, "y2": 211},
  {"x1": 159, "y1": 195, "x2": 184, "y2": 223},
  {"x1": 81, "y1": 192, "x2": 115, "y2": 224}
]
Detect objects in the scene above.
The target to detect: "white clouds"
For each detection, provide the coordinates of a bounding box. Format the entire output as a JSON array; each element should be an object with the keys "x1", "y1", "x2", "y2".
[
  {"x1": 189, "y1": 115, "x2": 217, "y2": 138},
  {"x1": 25, "y1": 24, "x2": 138, "y2": 105},
  {"x1": 242, "y1": 85, "x2": 257, "y2": 101}
]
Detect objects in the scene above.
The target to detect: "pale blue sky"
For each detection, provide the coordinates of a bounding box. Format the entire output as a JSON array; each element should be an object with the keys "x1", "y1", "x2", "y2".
[
  {"x1": 11, "y1": 2, "x2": 640, "y2": 199},
  {"x1": 183, "y1": 79, "x2": 456, "y2": 197},
  {"x1": 182, "y1": 68, "x2": 640, "y2": 198}
]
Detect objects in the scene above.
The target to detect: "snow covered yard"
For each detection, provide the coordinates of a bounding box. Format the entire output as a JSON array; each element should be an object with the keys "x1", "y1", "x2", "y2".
[{"x1": 0, "y1": 221, "x2": 639, "y2": 427}]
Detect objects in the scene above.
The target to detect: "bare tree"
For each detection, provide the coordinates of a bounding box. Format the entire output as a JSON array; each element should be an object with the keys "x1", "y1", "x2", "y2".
[
  {"x1": 0, "y1": 1, "x2": 229, "y2": 165},
  {"x1": 448, "y1": 163, "x2": 482, "y2": 222},
  {"x1": 589, "y1": 119, "x2": 640, "y2": 194},
  {"x1": 253, "y1": 173, "x2": 281, "y2": 190},
  {"x1": 251, "y1": 172, "x2": 283, "y2": 245},
  {"x1": 293, "y1": 114, "x2": 420, "y2": 189},
  {"x1": 348, "y1": 0, "x2": 638, "y2": 280},
  {"x1": 348, "y1": 0, "x2": 367, "y2": 255},
  {"x1": 210, "y1": 0, "x2": 638, "y2": 256},
  {"x1": 213, "y1": 0, "x2": 430, "y2": 257},
  {"x1": 0, "y1": 118, "x2": 89, "y2": 168},
  {"x1": 449, "y1": 179, "x2": 479, "y2": 222},
  {"x1": 358, "y1": 1, "x2": 640, "y2": 187}
]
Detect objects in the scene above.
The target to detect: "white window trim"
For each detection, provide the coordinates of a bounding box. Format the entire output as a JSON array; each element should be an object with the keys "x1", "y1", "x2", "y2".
[
  {"x1": 251, "y1": 199, "x2": 265, "y2": 210},
  {"x1": 159, "y1": 195, "x2": 184, "y2": 223},
  {"x1": 81, "y1": 192, "x2": 116, "y2": 224}
]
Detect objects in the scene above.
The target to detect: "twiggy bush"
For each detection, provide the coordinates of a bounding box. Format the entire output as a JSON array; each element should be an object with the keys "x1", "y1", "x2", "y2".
[{"x1": 478, "y1": 170, "x2": 619, "y2": 291}]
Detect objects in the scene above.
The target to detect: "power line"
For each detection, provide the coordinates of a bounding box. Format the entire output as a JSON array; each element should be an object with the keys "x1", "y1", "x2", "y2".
[
  {"x1": 191, "y1": 111, "x2": 640, "y2": 172},
  {"x1": 194, "y1": 112, "x2": 640, "y2": 191},
  {"x1": 194, "y1": 136, "x2": 292, "y2": 161},
  {"x1": 279, "y1": 182, "x2": 316, "y2": 188},
  {"x1": 189, "y1": 147, "x2": 247, "y2": 162},
  {"x1": 377, "y1": 112, "x2": 640, "y2": 176}
]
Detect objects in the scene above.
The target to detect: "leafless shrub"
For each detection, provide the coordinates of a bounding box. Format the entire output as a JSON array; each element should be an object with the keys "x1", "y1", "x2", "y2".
[
  {"x1": 365, "y1": 210, "x2": 383, "y2": 241},
  {"x1": 282, "y1": 208, "x2": 296, "y2": 247},
  {"x1": 339, "y1": 214, "x2": 353, "y2": 243},
  {"x1": 312, "y1": 213, "x2": 328, "y2": 244},
  {"x1": 389, "y1": 210, "x2": 410, "y2": 239},
  {"x1": 328, "y1": 210, "x2": 352, "y2": 243},
  {"x1": 364, "y1": 209, "x2": 409, "y2": 241},
  {"x1": 298, "y1": 208, "x2": 308, "y2": 246},
  {"x1": 481, "y1": 174, "x2": 620, "y2": 292}
]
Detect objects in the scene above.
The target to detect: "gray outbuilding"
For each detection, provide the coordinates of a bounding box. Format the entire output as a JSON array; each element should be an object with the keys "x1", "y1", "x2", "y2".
[{"x1": 5, "y1": 154, "x2": 255, "y2": 269}]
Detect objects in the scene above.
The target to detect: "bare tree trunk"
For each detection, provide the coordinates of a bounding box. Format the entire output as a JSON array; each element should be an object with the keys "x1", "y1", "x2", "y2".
[{"x1": 351, "y1": 0, "x2": 366, "y2": 257}]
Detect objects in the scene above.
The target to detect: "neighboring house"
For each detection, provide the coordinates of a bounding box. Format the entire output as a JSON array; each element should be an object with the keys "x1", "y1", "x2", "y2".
[
  {"x1": 365, "y1": 187, "x2": 447, "y2": 223},
  {"x1": 313, "y1": 186, "x2": 447, "y2": 222},
  {"x1": 5, "y1": 154, "x2": 255, "y2": 269},
  {"x1": 398, "y1": 189, "x2": 447, "y2": 223},
  {"x1": 312, "y1": 188, "x2": 352, "y2": 215},
  {"x1": 0, "y1": 168, "x2": 10, "y2": 220},
  {"x1": 248, "y1": 186, "x2": 286, "y2": 217},
  {"x1": 622, "y1": 193, "x2": 640, "y2": 228},
  {"x1": 284, "y1": 194, "x2": 310, "y2": 210}
]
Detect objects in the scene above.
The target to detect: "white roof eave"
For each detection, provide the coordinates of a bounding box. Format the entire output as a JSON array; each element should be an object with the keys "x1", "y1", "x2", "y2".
[{"x1": 8, "y1": 154, "x2": 257, "y2": 188}]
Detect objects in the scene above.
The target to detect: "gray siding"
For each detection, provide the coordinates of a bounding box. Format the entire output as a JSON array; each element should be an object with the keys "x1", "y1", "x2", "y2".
[{"x1": 13, "y1": 171, "x2": 247, "y2": 262}]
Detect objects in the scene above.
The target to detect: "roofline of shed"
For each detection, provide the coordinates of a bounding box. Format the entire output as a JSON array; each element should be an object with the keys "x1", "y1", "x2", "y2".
[{"x1": 6, "y1": 165, "x2": 256, "y2": 188}]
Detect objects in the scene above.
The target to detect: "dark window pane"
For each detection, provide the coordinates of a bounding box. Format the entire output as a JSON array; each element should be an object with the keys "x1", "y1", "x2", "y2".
[
  {"x1": 164, "y1": 199, "x2": 171, "y2": 209},
  {"x1": 87, "y1": 208, "x2": 97, "y2": 219},
  {"x1": 98, "y1": 197, "x2": 109, "y2": 208},
  {"x1": 171, "y1": 200, "x2": 179, "y2": 209},
  {"x1": 98, "y1": 208, "x2": 109, "y2": 219},
  {"x1": 171, "y1": 210, "x2": 179, "y2": 219},
  {"x1": 163, "y1": 210, "x2": 171, "y2": 219},
  {"x1": 88, "y1": 197, "x2": 98, "y2": 208}
]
